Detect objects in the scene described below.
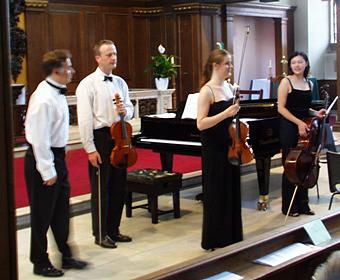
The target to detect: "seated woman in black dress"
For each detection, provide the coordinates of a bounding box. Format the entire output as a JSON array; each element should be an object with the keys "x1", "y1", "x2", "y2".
[
  {"x1": 278, "y1": 51, "x2": 326, "y2": 217},
  {"x1": 196, "y1": 48, "x2": 242, "y2": 250}
]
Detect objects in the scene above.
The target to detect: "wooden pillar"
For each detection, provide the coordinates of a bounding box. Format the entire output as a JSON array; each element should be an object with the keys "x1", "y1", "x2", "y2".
[
  {"x1": 0, "y1": 0, "x2": 18, "y2": 279},
  {"x1": 274, "y1": 18, "x2": 283, "y2": 75},
  {"x1": 226, "y1": 15, "x2": 234, "y2": 55},
  {"x1": 333, "y1": 0, "x2": 340, "y2": 132}
]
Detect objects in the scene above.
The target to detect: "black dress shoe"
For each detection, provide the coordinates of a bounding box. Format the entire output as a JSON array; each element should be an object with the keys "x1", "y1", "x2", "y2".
[
  {"x1": 301, "y1": 209, "x2": 315, "y2": 215},
  {"x1": 33, "y1": 265, "x2": 64, "y2": 277},
  {"x1": 62, "y1": 257, "x2": 88, "y2": 269},
  {"x1": 95, "y1": 235, "x2": 117, "y2": 248},
  {"x1": 112, "y1": 233, "x2": 132, "y2": 242}
]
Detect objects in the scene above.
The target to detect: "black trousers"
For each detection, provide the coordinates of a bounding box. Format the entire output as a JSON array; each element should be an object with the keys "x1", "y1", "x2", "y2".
[
  {"x1": 89, "y1": 127, "x2": 127, "y2": 239},
  {"x1": 280, "y1": 118, "x2": 310, "y2": 214},
  {"x1": 25, "y1": 146, "x2": 72, "y2": 268}
]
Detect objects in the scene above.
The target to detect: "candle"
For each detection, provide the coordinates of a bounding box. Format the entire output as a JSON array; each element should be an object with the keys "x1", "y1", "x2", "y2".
[
  {"x1": 171, "y1": 57, "x2": 175, "y2": 64},
  {"x1": 269, "y1": 59, "x2": 272, "y2": 68}
]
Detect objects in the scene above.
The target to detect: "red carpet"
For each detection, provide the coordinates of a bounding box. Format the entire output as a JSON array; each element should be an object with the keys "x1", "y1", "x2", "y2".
[{"x1": 14, "y1": 148, "x2": 201, "y2": 209}]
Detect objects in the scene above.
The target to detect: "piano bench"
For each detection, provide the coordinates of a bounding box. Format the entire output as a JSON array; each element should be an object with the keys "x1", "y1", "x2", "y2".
[{"x1": 126, "y1": 169, "x2": 182, "y2": 224}]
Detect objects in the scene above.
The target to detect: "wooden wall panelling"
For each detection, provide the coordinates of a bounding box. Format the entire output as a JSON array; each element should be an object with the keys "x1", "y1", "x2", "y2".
[
  {"x1": 286, "y1": 8, "x2": 295, "y2": 58},
  {"x1": 200, "y1": 9, "x2": 222, "y2": 86},
  {"x1": 176, "y1": 13, "x2": 196, "y2": 103},
  {"x1": 274, "y1": 18, "x2": 283, "y2": 75},
  {"x1": 164, "y1": 13, "x2": 176, "y2": 57},
  {"x1": 148, "y1": 14, "x2": 166, "y2": 89},
  {"x1": 199, "y1": 15, "x2": 211, "y2": 86},
  {"x1": 164, "y1": 12, "x2": 178, "y2": 107},
  {"x1": 84, "y1": 10, "x2": 103, "y2": 75},
  {"x1": 26, "y1": 7, "x2": 49, "y2": 95},
  {"x1": 102, "y1": 9, "x2": 132, "y2": 83},
  {"x1": 191, "y1": 13, "x2": 201, "y2": 94},
  {"x1": 225, "y1": 14, "x2": 234, "y2": 64},
  {"x1": 149, "y1": 15, "x2": 165, "y2": 55},
  {"x1": 48, "y1": 7, "x2": 83, "y2": 93},
  {"x1": 131, "y1": 14, "x2": 151, "y2": 88}
]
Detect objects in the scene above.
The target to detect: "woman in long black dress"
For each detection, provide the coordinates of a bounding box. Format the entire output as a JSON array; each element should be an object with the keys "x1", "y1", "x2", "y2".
[
  {"x1": 197, "y1": 49, "x2": 242, "y2": 250},
  {"x1": 278, "y1": 51, "x2": 326, "y2": 217}
]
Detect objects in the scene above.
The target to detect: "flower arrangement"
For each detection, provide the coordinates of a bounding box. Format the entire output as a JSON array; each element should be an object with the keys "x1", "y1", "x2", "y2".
[{"x1": 147, "y1": 44, "x2": 177, "y2": 79}]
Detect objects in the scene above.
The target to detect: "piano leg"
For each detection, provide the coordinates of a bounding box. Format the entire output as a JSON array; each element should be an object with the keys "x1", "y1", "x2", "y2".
[
  {"x1": 255, "y1": 156, "x2": 271, "y2": 211},
  {"x1": 160, "y1": 152, "x2": 174, "y2": 172}
]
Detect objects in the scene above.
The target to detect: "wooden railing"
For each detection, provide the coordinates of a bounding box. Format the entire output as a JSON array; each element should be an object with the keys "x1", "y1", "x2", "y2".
[{"x1": 135, "y1": 211, "x2": 340, "y2": 280}]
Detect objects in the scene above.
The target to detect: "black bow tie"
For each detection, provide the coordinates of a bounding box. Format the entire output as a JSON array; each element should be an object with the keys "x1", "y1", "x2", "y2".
[
  {"x1": 104, "y1": 76, "x2": 113, "y2": 82},
  {"x1": 46, "y1": 80, "x2": 67, "y2": 95}
]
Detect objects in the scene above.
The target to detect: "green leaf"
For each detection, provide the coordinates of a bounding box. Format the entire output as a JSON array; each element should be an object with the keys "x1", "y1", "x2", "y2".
[{"x1": 146, "y1": 53, "x2": 177, "y2": 78}]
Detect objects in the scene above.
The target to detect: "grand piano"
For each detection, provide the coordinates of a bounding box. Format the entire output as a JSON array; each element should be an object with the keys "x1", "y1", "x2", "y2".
[{"x1": 133, "y1": 98, "x2": 281, "y2": 197}]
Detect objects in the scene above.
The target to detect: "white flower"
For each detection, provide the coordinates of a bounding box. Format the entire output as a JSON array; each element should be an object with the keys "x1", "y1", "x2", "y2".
[{"x1": 158, "y1": 44, "x2": 165, "y2": 54}]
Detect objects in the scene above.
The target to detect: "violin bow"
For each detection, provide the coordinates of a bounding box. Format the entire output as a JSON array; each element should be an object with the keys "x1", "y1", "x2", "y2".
[{"x1": 233, "y1": 25, "x2": 250, "y2": 103}]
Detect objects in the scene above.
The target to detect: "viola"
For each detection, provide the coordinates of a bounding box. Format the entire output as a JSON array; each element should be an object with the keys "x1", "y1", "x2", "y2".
[
  {"x1": 228, "y1": 91, "x2": 253, "y2": 166},
  {"x1": 284, "y1": 85, "x2": 330, "y2": 188},
  {"x1": 110, "y1": 93, "x2": 137, "y2": 168}
]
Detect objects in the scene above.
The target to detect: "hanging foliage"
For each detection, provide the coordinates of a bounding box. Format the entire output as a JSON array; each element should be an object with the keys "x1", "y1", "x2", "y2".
[{"x1": 9, "y1": 0, "x2": 26, "y2": 82}]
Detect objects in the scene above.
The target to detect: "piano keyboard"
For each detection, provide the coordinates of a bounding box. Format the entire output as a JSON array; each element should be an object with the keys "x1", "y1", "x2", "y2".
[{"x1": 140, "y1": 138, "x2": 202, "y2": 146}]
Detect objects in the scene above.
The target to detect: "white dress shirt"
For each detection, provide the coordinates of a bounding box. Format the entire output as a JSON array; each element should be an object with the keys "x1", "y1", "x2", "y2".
[
  {"x1": 76, "y1": 67, "x2": 134, "y2": 153},
  {"x1": 25, "y1": 77, "x2": 69, "y2": 181}
]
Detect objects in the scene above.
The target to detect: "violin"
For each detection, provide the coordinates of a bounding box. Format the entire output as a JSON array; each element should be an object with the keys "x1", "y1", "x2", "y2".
[
  {"x1": 284, "y1": 85, "x2": 330, "y2": 188},
  {"x1": 228, "y1": 90, "x2": 253, "y2": 165},
  {"x1": 110, "y1": 93, "x2": 137, "y2": 168},
  {"x1": 228, "y1": 26, "x2": 253, "y2": 166}
]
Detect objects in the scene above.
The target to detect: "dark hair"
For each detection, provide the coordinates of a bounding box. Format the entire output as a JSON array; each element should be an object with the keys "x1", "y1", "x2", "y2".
[
  {"x1": 288, "y1": 51, "x2": 310, "y2": 78},
  {"x1": 202, "y1": 49, "x2": 231, "y2": 85},
  {"x1": 42, "y1": 49, "x2": 72, "y2": 76},
  {"x1": 93, "y1": 39, "x2": 115, "y2": 56}
]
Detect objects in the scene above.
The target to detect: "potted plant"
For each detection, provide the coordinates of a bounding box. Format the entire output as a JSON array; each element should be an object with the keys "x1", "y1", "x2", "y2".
[{"x1": 147, "y1": 44, "x2": 177, "y2": 90}]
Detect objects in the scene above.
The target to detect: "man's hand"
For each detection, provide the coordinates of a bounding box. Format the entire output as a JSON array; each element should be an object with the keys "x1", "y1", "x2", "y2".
[
  {"x1": 88, "y1": 151, "x2": 102, "y2": 167},
  {"x1": 44, "y1": 176, "x2": 57, "y2": 186},
  {"x1": 116, "y1": 102, "x2": 127, "y2": 116}
]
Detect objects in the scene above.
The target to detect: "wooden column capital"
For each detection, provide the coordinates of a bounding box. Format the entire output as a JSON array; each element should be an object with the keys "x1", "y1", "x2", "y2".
[{"x1": 25, "y1": 0, "x2": 48, "y2": 8}]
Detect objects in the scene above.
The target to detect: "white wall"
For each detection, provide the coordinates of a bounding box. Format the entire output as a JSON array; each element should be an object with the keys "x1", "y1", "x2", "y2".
[
  {"x1": 308, "y1": 0, "x2": 330, "y2": 78},
  {"x1": 233, "y1": 16, "x2": 276, "y2": 89},
  {"x1": 250, "y1": 0, "x2": 334, "y2": 79}
]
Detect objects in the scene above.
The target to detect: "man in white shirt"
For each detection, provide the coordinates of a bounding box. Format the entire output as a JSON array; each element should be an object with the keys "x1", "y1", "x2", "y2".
[
  {"x1": 25, "y1": 50, "x2": 87, "y2": 277},
  {"x1": 76, "y1": 40, "x2": 134, "y2": 248}
]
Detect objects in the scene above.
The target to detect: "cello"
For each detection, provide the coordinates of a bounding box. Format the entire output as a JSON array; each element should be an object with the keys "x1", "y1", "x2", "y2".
[
  {"x1": 228, "y1": 26, "x2": 253, "y2": 166},
  {"x1": 283, "y1": 85, "x2": 336, "y2": 222},
  {"x1": 284, "y1": 85, "x2": 331, "y2": 188},
  {"x1": 110, "y1": 93, "x2": 137, "y2": 168}
]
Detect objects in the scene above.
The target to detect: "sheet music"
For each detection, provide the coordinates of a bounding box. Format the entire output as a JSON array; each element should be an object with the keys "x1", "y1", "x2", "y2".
[
  {"x1": 303, "y1": 219, "x2": 332, "y2": 245},
  {"x1": 203, "y1": 271, "x2": 244, "y2": 280},
  {"x1": 147, "y1": 113, "x2": 176, "y2": 118},
  {"x1": 250, "y1": 79, "x2": 271, "y2": 99},
  {"x1": 254, "y1": 242, "x2": 315, "y2": 267},
  {"x1": 181, "y1": 93, "x2": 199, "y2": 119}
]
